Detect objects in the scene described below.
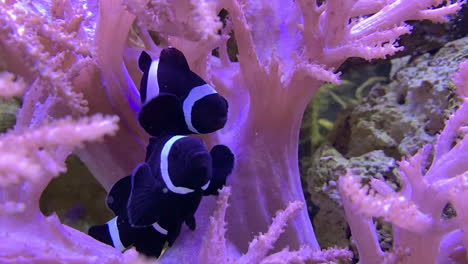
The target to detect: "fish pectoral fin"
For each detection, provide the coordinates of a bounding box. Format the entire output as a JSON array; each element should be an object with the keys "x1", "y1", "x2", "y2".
[
  {"x1": 138, "y1": 51, "x2": 152, "y2": 72},
  {"x1": 184, "y1": 215, "x2": 196, "y2": 231},
  {"x1": 138, "y1": 93, "x2": 185, "y2": 137},
  {"x1": 204, "y1": 145, "x2": 235, "y2": 196},
  {"x1": 127, "y1": 163, "x2": 160, "y2": 227},
  {"x1": 88, "y1": 224, "x2": 113, "y2": 247},
  {"x1": 106, "y1": 175, "x2": 131, "y2": 215}
]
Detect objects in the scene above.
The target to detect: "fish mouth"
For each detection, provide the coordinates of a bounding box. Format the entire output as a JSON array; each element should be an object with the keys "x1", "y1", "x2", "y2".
[
  {"x1": 207, "y1": 116, "x2": 227, "y2": 132},
  {"x1": 217, "y1": 116, "x2": 228, "y2": 127}
]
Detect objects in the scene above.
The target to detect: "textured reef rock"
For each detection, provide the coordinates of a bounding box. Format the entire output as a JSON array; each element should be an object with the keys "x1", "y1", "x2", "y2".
[
  {"x1": 0, "y1": 97, "x2": 20, "y2": 132},
  {"x1": 397, "y1": 6, "x2": 468, "y2": 58},
  {"x1": 336, "y1": 37, "x2": 468, "y2": 158},
  {"x1": 338, "y1": 54, "x2": 468, "y2": 262},
  {"x1": 0, "y1": 73, "x2": 22, "y2": 132},
  {"x1": 40, "y1": 155, "x2": 113, "y2": 232},
  {"x1": 307, "y1": 146, "x2": 396, "y2": 249},
  {"x1": 306, "y1": 36, "x2": 468, "y2": 251}
]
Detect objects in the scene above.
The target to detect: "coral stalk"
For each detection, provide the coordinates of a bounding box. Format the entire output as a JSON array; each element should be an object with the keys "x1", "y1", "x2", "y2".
[{"x1": 198, "y1": 186, "x2": 352, "y2": 264}]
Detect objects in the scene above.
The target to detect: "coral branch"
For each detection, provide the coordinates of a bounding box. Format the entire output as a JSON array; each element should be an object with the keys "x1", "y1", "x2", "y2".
[
  {"x1": 199, "y1": 186, "x2": 350, "y2": 264},
  {"x1": 453, "y1": 60, "x2": 468, "y2": 97},
  {"x1": 329, "y1": 25, "x2": 411, "y2": 61},
  {"x1": 0, "y1": 213, "x2": 155, "y2": 264},
  {"x1": 260, "y1": 247, "x2": 353, "y2": 264},
  {"x1": 0, "y1": 114, "x2": 118, "y2": 186},
  {"x1": 417, "y1": 2, "x2": 465, "y2": 23},
  {"x1": 199, "y1": 186, "x2": 231, "y2": 264},
  {"x1": 292, "y1": 62, "x2": 341, "y2": 85},
  {"x1": 350, "y1": 0, "x2": 464, "y2": 39},
  {"x1": 0, "y1": 72, "x2": 26, "y2": 98},
  {"x1": 123, "y1": 0, "x2": 221, "y2": 41},
  {"x1": 0, "y1": 0, "x2": 91, "y2": 115},
  {"x1": 238, "y1": 201, "x2": 304, "y2": 263},
  {"x1": 339, "y1": 172, "x2": 433, "y2": 234},
  {"x1": 4, "y1": 114, "x2": 119, "y2": 151}
]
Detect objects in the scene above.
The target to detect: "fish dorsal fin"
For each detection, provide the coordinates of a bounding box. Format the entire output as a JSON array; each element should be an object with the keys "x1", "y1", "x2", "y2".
[
  {"x1": 106, "y1": 176, "x2": 132, "y2": 215},
  {"x1": 203, "y1": 145, "x2": 235, "y2": 196},
  {"x1": 138, "y1": 51, "x2": 153, "y2": 72},
  {"x1": 159, "y1": 47, "x2": 190, "y2": 72},
  {"x1": 157, "y1": 47, "x2": 193, "y2": 97},
  {"x1": 127, "y1": 162, "x2": 161, "y2": 227},
  {"x1": 157, "y1": 47, "x2": 208, "y2": 102}
]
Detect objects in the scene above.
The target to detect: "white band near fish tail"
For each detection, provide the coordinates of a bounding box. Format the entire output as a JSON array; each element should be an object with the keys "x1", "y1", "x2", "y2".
[
  {"x1": 152, "y1": 221, "x2": 168, "y2": 235},
  {"x1": 145, "y1": 59, "x2": 160, "y2": 104},
  {"x1": 201, "y1": 180, "x2": 210, "y2": 190},
  {"x1": 161, "y1": 136, "x2": 195, "y2": 194},
  {"x1": 107, "y1": 217, "x2": 126, "y2": 252},
  {"x1": 183, "y1": 84, "x2": 217, "y2": 133}
]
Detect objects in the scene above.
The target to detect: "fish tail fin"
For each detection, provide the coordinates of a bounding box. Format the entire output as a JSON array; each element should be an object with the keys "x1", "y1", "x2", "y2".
[
  {"x1": 160, "y1": 47, "x2": 190, "y2": 71},
  {"x1": 128, "y1": 163, "x2": 160, "y2": 227},
  {"x1": 88, "y1": 223, "x2": 114, "y2": 247},
  {"x1": 88, "y1": 217, "x2": 131, "y2": 252},
  {"x1": 134, "y1": 227, "x2": 168, "y2": 258}
]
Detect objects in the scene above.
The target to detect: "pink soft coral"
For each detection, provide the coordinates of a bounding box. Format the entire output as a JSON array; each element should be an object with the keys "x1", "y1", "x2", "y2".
[
  {"x1": 0, "y1": 69, "x2": 153, "y2": 263},
  {"x1": 0, "y1": 0, "x2": 465, "y2": 263},
  {"x1": 198, "y1": 186, "x2": 352, "y2": 264}
]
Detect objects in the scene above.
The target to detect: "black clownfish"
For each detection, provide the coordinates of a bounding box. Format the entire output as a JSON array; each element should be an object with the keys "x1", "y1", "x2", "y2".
[
  {"x1": 88, "y1": 135, "x2": 234, "y2": 258},
  {"x1": 138, "y1": 47, "x2": 229, "y2": 136}
]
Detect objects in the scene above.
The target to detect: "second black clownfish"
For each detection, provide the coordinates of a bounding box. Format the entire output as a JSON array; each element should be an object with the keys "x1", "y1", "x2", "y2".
[
  {"x1": 138, "y1": 47, "x2": 229, "y2": 136},
  {"x1": 88, "y1": 135, "x2": 234, "y2": 258}
]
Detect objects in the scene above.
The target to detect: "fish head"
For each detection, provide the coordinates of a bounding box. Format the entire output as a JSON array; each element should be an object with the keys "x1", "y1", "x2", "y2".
[
  {"x1": 191, "y1": 93, "x2": 228, "y2": 133},
  {"x1": 167, "y1": 137, "x2": 212, "y2": 191},
  {"x1": 186, "y1": 151, "x2": 212, "y2": 190}
]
